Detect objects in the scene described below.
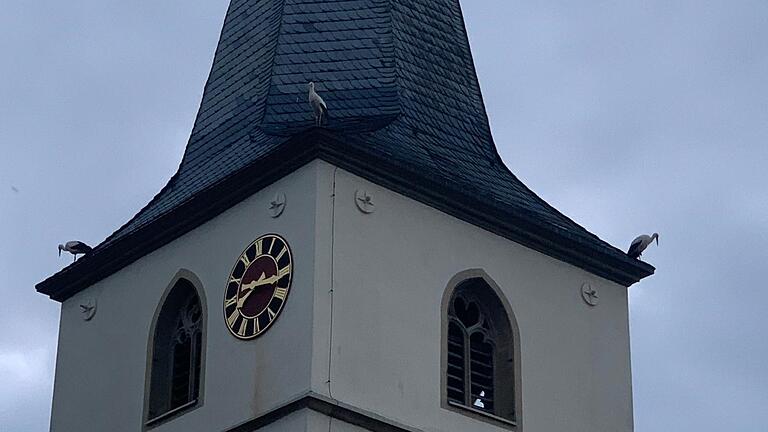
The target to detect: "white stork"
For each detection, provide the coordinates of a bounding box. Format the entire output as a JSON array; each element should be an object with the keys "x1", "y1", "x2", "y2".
[
  {"x1": 58, "y1": 241, "x2": 93, "y2": 262},
  {"x1": 627, "y1": 233, "x2": 659, "y2": 259},
  {"x1": 308, "y1": 82, "x2": 328, "y2": 126}
]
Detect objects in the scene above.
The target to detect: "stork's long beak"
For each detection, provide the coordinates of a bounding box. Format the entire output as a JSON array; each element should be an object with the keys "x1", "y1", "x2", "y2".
[
  {"x1": 58, "y1": 248, "x2": 61, "y2": 257},
  {"x1": 656, "y1": 237, "x2": 659, "y2": 246}
]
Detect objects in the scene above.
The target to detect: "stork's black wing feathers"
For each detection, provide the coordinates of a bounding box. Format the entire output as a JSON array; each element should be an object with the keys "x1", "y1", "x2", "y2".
[
  {"x1": 626, "y1": 240, "x2": 642, "y2": 258},
  {"x1": 71, "y1": 242, "x2": 93, "y2": 254}
]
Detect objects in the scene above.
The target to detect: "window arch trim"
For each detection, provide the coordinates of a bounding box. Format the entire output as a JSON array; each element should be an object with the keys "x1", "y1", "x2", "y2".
[
  {"x1": 440, "y1": 269, "x2": 522, "y2": 430},
  {"x1": 143, "y1": 269, "x2": 208, "y2": 429}
]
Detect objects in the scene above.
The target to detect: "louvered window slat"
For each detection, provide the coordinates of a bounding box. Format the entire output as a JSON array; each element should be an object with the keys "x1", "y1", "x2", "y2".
[
  {"x1": 447, "y1": 322, "x2": 466, "y2": 405},
  {"x1": 171, "y1": 339, "x2": 193, "y2": 409},
  {"x1": 469, "y1": 332, "x2": 495, "y2": 413}
]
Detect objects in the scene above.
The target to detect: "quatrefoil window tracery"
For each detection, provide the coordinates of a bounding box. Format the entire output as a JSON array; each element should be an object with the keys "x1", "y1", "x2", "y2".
[{"x1": 172, "y1": 298, "x2": 202, "y2": 346}]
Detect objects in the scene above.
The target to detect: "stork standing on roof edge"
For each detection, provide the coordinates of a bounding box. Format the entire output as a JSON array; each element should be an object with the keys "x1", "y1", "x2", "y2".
[
  {"x1": 308, "y1": 82, "x2": 328, "y2": 126},
  {"x1": 627, "y1": 233, "x2": 659, "y2": 259},
  {"x1": 59, "y1": 241, "x2": 93, "y2": 262}
]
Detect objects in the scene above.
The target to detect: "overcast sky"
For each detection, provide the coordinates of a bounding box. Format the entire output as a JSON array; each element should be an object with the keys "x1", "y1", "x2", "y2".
[{"x1": 1, "y1": 1, "x2": 766, "y2": 430}]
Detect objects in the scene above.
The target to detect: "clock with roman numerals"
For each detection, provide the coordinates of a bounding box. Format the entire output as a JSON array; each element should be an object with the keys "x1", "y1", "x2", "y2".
[{"x1": 224, "y1": 234, "x2": 292, "y2": 340}]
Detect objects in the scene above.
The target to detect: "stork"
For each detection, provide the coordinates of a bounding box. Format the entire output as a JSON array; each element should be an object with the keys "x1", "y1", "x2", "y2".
[
  {"x1": 58, "y1": 241, "x2": 93, "y2": 262},
  {"x1": 308, "y1": 82, "x2": 328, "y2": 126},
  {"x1": 626, "y1": 233, "x2": 659, "y2": 259}
]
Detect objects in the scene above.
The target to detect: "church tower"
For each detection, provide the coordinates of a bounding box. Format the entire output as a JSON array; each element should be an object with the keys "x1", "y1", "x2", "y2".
[{"x1": 37, "y1": 1, "x2": 654, "y2": 431}]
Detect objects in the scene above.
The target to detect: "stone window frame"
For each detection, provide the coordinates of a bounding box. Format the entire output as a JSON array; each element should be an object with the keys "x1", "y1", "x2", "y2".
[
  {"x1": 143, "y1": 269, "x2": 208, "y2": 429},
  {"x1": 441, "y1": 269, "x2": 522, "y2": 430}
]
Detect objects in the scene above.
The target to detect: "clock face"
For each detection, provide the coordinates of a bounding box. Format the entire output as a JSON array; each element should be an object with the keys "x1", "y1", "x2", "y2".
[{"x1": 223, "y1": 234, "x2": 292, "y2": 340}]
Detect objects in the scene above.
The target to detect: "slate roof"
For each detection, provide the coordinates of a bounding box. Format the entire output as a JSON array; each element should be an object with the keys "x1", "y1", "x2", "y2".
[{"x1": 37, "y1": 0, "x2": 654, "y2": 301}]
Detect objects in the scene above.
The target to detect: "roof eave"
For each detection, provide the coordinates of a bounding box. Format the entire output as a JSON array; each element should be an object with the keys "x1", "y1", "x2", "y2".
[
  {"x1": 314, "y1": 133, "x2": 655, "y2": 286},
  {"x1": 36, "y1": 133, "x2": 319, "y2": 302},
  {"x1": 37, "y1": 130, "x2": 653, "y2": 302}
]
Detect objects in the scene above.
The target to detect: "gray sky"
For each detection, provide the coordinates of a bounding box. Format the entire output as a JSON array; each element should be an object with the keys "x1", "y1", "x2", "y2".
[{"x1": 1, "y1": 1, "x2": 766, "y2": 430}]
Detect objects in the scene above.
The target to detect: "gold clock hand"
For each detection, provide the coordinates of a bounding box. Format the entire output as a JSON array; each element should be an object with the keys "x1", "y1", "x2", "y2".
[
  {"x1": 237, "y1": 273, "x2": 264, "y2": 308},
  {"x1": 237, "y1": 287, "x2": 254, "y2": 309},
  {"x1": 251, "y1": 274, "x2": 280, "y2": 287},
  {"x1": 237, "y1": 273, "x2": 282, "y2": 308},
  {"x1": 237, "y1": 273, "x2": 277, "y2": 309},
  {"x1": 240, "y1": 281, "x2": 257, "y2": 291}
]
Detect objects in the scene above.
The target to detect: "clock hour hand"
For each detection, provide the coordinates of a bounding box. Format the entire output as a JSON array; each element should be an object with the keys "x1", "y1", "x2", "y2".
[
  {"x1": 251, "y1": 274, "x2": 281, "y2": 288},
  {"x1": 237, "y1": 273, "x2": 281, "y2": 308},
  {"x1": 237, "y1": 275, "x2": 262, "y2": 308},
  {"x1": 240, "y1": 280, "x2": 259, "y2": 293},
  {"x1": 241, "y1": 274, "x2": 280, "y2": 293}
]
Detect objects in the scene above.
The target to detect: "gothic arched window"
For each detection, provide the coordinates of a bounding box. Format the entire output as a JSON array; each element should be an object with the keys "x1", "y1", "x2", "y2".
[
  {"x1": 445, "y1": 276, "x2": 518, "y2": 425},
  {"x1": 146, "y1": 279, "x2": 204, "y2": 426}
]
